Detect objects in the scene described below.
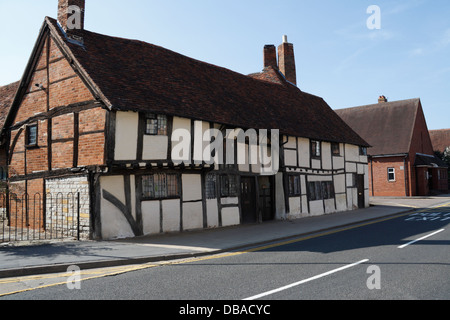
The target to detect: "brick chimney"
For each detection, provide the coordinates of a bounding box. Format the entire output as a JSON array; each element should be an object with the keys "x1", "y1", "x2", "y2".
[
  {"x1": 264, "y1": 45, "x2": 278, "y2": 69},
  {"x1": 378, "y1": 95, "x2": 388, "y2": 103},
  {"x1": 278, "y1": 35, "x2": 297, "y2": 86},
  {"x1": 58, "y1": 0, "x2": 85, "y2": 32}
]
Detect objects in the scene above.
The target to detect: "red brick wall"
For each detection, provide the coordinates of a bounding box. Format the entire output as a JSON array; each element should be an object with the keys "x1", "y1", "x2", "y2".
[
  {"x1": 9, "y1": 34, "x2": 106, "y2": 179},
  {"x1": 369, "y1": 157, "x2": 408, "y2": 196}
]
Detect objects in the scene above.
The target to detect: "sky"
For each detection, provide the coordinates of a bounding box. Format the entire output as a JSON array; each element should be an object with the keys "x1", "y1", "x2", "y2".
[{"x1": 0, "y1": 0, "x2": 449, "y2": 130}]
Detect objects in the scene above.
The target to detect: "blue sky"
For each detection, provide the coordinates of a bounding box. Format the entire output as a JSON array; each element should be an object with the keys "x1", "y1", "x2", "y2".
[{"x1": 0, "y1": 0, "x2": 449, "y2": 130}]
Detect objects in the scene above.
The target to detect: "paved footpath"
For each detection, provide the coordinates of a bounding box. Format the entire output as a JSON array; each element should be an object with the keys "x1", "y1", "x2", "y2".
[{"x1": 1, "y1": 195, "x2": 449, "y2": 278}]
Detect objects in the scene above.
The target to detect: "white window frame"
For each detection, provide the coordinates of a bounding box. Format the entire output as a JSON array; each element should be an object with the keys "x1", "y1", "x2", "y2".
[{"x1": 388, "y1": 168, "x2": 396, "y2": 182}]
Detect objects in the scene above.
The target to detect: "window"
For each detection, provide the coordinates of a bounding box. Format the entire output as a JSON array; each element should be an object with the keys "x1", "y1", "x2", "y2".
[
  {"x1": 321, "y1": 181, "x2": 335, "y2": 200},
  {"x1": 26, "y1": 124, "x2": 38, "y2": 147},
  {"x1": 311, "y1": 140, "x2": 321, "y2": 158},
  {"x1": 308, "y1": 181, "x2": 322, "y2": 201},
  {"x1": 145, "y1": 114, "x2": 168, "y2": 136},
  {"x1": 331, "y1": 143, "x2": 340, "y2": 156},
  {"x1": 308, "y1": 181, "x2": 335, "y2": 201},
  {"x1": 205, "y1": 174, "x2": 217, "y2": 199},
  {"x1": 142, "y1": 173, "x2": 180, "y2": 199},
  {"x1": 359, "y1": 146, "x2": 368, "y2": 156},
  {"x1": 388, "y1": 168, "x2": 395, "y2": 182},
  {"x1": 220, "y1": 175, "x2": 238, "y2": 197},
  {"x1": 288, "y1": 175, "x2": 301, "y2": 197}
]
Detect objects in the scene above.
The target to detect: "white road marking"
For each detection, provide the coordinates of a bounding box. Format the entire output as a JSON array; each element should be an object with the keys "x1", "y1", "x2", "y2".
[
  {"x1": 398, "y1": 229, "x2": 445, "y2": 249},
  {"x1": 243, "y1": 259, "x2": 369, "y2": 300}
]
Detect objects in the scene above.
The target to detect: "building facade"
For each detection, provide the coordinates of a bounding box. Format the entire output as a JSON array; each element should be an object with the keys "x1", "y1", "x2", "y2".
[
  {"x1": 336, "y1": 97, "x2": 448, "y2": 197},
  {"x1": 1, "y1": 0, "x2": 369, "y2": 240}
]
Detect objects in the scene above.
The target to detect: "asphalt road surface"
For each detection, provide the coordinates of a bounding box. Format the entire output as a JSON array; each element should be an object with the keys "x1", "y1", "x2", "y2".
[{"x1": 1, "y1": 205, "x2": 449, "y2": 305}]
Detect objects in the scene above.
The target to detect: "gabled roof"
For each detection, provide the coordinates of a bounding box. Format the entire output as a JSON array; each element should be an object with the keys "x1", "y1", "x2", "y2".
[
  {"x1": 5, "y1": 17, "x2": 369, "y2": 148},
  {"x1": 335, "y1": 99, "x2": 421, "y2": 156},
  {"x1": 0, "y1": 81, "x2": 20, "y2": 131},
  {"x1": 429, "y1": 129, "x2": 450, "y2": 152}
]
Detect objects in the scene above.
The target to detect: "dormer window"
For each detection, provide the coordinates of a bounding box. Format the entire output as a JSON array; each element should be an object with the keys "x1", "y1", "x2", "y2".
[{"x1": 145, "y1": 114, "x2": 167, "y2": 136}]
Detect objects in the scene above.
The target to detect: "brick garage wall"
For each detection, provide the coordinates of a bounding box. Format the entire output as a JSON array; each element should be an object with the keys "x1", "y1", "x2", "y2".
[
  {"x1": 370, "y1": 157, "x2": 408, "y2": 197},
  {"x1": 45, "y1": 176, "x2": 90, "y2": 239}
]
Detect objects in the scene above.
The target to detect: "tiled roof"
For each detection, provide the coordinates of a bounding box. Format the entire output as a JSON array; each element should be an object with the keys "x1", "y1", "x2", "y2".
[
  {"x1": 335, "y1": 99, "x2": 421, "y2": 156},
  {"x1": 429, "y1": 129, "x2": 450, "y2": 152},
  {"x1": 0, "y1": 81, "x2": 20, "y2": 131},
  {"x1": 44, "y1": 17, "x2": 368, "y2": 146}
]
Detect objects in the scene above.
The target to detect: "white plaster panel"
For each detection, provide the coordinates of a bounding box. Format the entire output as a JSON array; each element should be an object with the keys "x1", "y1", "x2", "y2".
[
  {"x1": 311, "y1": 159, "x2": 321, "y2": 169},
  {"x1": 333, "y1": 156, "x2": 345, "y2": 169},
  {"x1": 285, "y1": 136, "x2": 297, "y2": 149},
  {"x1": 172, "y1": 117, "x2": 192, "y2": 164},
  {"x1": 221, "y1": 207, "x2": 240, "y2": 227},
  {"x1": 334, "y1": 174, "x2": 346, "y2": 193},
  {"x1": 345, "y1": 144, "x2": 359, "y2": 162},
  {"x1": 309, "y1": 200, "x2": 324, "y2": 216},
  {"x1": 324, "y1": 198, "x2": 336, "y2": 214},
  {"x1": 285, "y1": 149, "x2": 297, "y2": 167},
  {"x1": 322, "y1": 142, "x2": 332, "y2": 170},
  {"x1": 162, "y1": 199, "x2": 180, "y2": 233},
  {"x1": 221, "y1": 197, "x2": 239, "y2": 205},
  {"x1": 100, "y1": 197, "x2": 134, "y2": 240},
  {"x1": 141, "y1": 201, "x2": 160, "y2": 235},
  {"x1": 183, "y1": 202, "x2": 203, "y2": 231},
  {"x1": 346, "y1": 162, "x2": 357, "y2": 173},
  {"x1": 182, "y1": 174, "x2": 202, "y2": 201},
  {"x1": 298, "y1": 138, "x2": 310, "y2": 168},
  {"x1": 289, "y1": 197, "x2": 301, "y2": 216},
  {"x1": 301, "y1": 195, "x2": 309, "y2": 213},
  {"x1": 336, "y1": 194, "x2": 347, "y2": 212},
  {"x1": 143, "y1": 135, "x2": 169, "y2": 160},
  {"x1": 357, "y1": 163, "x2": 365, "y2": 175},
  {"x1": 206, "y1": 199, "x2": 219, "y2": 228},
  {"x1": 115, "y1": 111, "x2": 138, "y2": 161}
]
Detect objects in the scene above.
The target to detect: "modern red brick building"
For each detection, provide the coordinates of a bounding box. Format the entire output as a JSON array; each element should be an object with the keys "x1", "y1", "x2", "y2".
[{"x1": 336, "y1": 97, "x2": 449, "y2": 197}]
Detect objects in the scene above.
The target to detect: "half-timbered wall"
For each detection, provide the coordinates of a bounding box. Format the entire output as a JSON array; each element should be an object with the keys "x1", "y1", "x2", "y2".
[{"x1": 97, "y1": 111, "x2": 369, "y2": 240}]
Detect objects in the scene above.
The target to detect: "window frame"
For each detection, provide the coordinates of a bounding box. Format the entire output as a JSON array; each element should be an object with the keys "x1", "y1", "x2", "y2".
[
  {"x1": 311, "y1": 140, "x2": 321, "y2": 159},
  {"x1": 25, "y1": 123, "x2": 38, "y2": 148},
  {"x1": 141, "y1": 173, "x2": 181, "y2": 200},
  {"x1": 387, "y1": 168, "x2": 396, "y2": 182},
  {"x1": 205, "y1": 173, "x2": 217, "y2": 200},
  {"x1": 331, "y1": 143, "x2": 341, "y2": 156},
  {"x1": 220, "y1": 174, "x2": 238, "y2": 198},
  {"x1": 145, "y1": 114, "x2": 168, "y2": 136},
  {"x1": 288, "y1": 175, "x2": 301, "y2": 197}
]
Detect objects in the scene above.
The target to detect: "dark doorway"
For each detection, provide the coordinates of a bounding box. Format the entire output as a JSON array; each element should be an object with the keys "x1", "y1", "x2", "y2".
[
  {"x1": 258, "y1": 176, "x2": 274, "y2": 221},
  {"x1": 240, "y1": 177, "x2": 257, "y2": 223},
  {"x1": 357, "y1": 174, "x2": 365, "y2": 209}
]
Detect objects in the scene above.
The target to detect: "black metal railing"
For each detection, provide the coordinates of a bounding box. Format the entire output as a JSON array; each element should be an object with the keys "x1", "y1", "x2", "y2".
[{"x1": 0, "y1": 192, "x2": 82, "y2": 244}]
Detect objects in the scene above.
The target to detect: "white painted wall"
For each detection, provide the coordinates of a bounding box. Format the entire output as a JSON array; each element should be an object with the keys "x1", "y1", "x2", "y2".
[
  {"x1": 115, "y1": 112, "x2": 138, "y2": 161},
  {"x1": 143, "y1": 135, "x2": 168, "y2": 160}
]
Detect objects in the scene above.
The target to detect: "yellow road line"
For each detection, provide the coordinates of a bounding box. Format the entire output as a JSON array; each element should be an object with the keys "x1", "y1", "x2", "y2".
[{"x1": 1, "y1": 202, "x2": 449, "y2": 297}]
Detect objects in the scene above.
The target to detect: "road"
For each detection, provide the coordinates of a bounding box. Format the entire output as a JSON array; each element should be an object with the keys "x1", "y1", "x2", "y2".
[{"x1": 0, "y1": 204, "x2": 449, "y2": 305}]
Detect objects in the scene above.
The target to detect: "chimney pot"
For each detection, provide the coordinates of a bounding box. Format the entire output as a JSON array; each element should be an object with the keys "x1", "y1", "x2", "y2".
[{"x1": 378, "y1": 95, "x2": 388, "y2": 103}]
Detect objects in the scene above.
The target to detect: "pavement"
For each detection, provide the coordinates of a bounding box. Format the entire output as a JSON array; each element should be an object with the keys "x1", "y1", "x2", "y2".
[{"x1": 1, "y1": 195, "x2": 450, "y2": 279}]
